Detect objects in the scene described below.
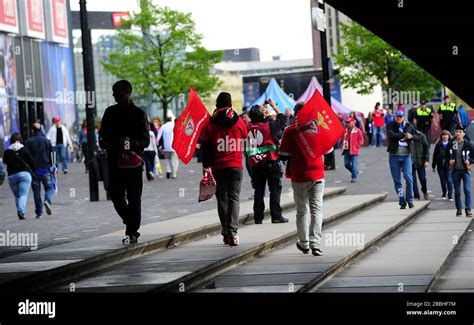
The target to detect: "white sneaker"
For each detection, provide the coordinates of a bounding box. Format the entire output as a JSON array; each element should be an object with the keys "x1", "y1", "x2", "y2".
[{"x1": 44, "y1": 202, "x2": 52, "y2": 215}]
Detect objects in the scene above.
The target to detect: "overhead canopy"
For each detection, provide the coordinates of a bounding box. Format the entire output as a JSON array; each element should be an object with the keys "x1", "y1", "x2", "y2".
[
  {"x1": 297, "y1": 76, "x2": 353, "y2": 116},
  {"x1": 249, "y1": 78, "x2": 296, "y2": 113}
]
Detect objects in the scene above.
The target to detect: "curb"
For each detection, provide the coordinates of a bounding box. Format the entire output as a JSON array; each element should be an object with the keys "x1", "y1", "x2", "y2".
[
  {"x1": 0, "y1": 188, "x2": 346, "y2": 292},
  {"x1": 148, "y1": 193, "x2": 387, "y2": 293},
  {"x1": 426, "y1": 218, "x2": 474, "y2": 292},
  {"x1": 299, "y1": 201, "x2": 431, "y2": 292}
]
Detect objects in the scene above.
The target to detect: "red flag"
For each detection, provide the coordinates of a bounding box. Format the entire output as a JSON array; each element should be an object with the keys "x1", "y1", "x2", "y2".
[
  {"x1": 295, "y1": 90, "x2": 345, "y2": 160},
  {"x1": 172, "y1": 87, "x2": 210, "y2": 164}
]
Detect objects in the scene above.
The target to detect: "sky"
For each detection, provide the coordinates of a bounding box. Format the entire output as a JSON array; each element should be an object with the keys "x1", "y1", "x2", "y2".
[{"x1": 70, "y1": 0, "x2": 314, "y2": 61}]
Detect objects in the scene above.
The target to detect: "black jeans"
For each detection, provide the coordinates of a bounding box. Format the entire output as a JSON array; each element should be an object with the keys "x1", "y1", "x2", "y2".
[
  {"x1": 108, "y1": 163, "x2": 143, "y2": 236},
  {"x1": 412, "y1": 165, "x2": 427, "y2": 199},
  {"x1": 81, "y1": 143, "x2": 88, "y2": 171},
  {"x1": 251, "y1": 161, "x2": 283, "y2": 222},
  {"x1": 213, "y1": 168, "x2": 243, "y2": 237}
]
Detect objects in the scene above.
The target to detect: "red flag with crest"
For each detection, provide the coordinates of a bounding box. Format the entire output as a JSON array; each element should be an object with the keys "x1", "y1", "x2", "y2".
[
  {"x1": 295, "y1": 90, "x2": 345, "y2": 161},
  {"x1": 172, "y1": 87, "x2": 210, "y2": 164}
]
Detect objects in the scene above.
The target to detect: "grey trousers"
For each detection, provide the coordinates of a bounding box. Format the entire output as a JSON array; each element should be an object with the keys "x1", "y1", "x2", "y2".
[
  {"x1": 163, "y1": 151, "x2": 179, "y2": 177},
  {"x1": 213, "y1": 168, "x2": 243, "y2": 237},
  {"x1": 292, "y1": 180, "x2": 325, "y2": 249}
]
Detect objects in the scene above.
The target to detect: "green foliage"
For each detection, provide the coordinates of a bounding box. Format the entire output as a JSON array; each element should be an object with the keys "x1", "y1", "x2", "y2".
[
  {"x1": 334, "y1": 22, "x2": 441, "y2": 100},
  {"x1": 102, "y1": 1, "x2": 222, "y2": 119}
]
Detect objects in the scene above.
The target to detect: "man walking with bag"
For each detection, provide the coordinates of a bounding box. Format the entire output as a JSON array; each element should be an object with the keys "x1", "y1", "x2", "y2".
[
  {"x1": 99, "y1": 80, "x2": 150, "y2": 244},
  {"x1": 201, "y1": 92, "x2": 248, "y2": 246}
]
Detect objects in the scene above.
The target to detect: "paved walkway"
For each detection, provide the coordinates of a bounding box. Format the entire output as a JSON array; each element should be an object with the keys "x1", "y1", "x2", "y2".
[
  {"x1": 317, "y1": 210, "x2": 472, "y2": 292},
  {"x1": 0, "y1": 145, "x2": 466, "y2": 258}
]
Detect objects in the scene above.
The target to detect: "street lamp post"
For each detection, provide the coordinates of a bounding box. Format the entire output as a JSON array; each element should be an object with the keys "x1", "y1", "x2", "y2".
[
  {"x1": 79, "y1": 0, "x2": 99, "y2": 201},
  {"x1": 312, "y1": 0, "x2": 335, "y2": 169}
]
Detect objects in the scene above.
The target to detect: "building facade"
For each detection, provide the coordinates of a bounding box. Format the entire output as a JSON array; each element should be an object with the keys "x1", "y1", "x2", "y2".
[{"x1": 0, "y1": 0, "x2": 76, "y2": 155}]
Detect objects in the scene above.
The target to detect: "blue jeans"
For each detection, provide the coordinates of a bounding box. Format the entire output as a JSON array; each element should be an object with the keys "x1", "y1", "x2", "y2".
[
  {"x1": 8, "y1": 171, "x2": 32, "y2": 215},
  {"x1": 412, "y1": 166, "x2": 427, "y2": 199},
  {"x1": 372, "y1": 127, "x2": 383, "y2": 147},
  {"x1": 344, "y1": 152, "x2": 359, "y2": 180},
  {"x1": 32, "y1": 174, "x2": 54, "y2": 216},
  {"x1": 437, "y1": 166, "x2": 453, "y2": 199},
  {"x1": 54, "y1": 144, "x2": 68, "y2": 172},
  {"x1": 451, "y1": 170, "x2": 471, "y2": 209},
  {"x1": 389, "y1": 155, "x2": 413, "y2": 206}
]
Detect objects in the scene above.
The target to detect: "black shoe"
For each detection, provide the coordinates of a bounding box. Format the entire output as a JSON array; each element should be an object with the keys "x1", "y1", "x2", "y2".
[
  {"x1": 312, "y1": 248, "x2": 324, "y2": 256},
  {"x1": 408, "y1": 202, "x2": 414, "y2": 209},
  {"x1": 456, "y1": 209, "x2": 462, "y2": 216},
  {"x1": 122, "y1": 232, "x2": 140, "y2": 244},
  {"x1": 255, "y1": 220, "x2": 262, "y2": 224},
  {"x1": 166, "y1": 172, "x2": 171, "y2": 179},
  {"x1": 18, "y1": 212, "x2": 25, "y2": 220},
  {"x1": 296, "y1": 242, "x2": 309, "y2": 254},
  {"x1": 400, "y1": 204, "x2": 406, "y2": 210},
  {"x1": 129, "y1": 234, "x2": 139, "y2": 244},
  {"x1": 272, "y1": 217, "x2": 289, "y2": 223},
  {"x1": 465, "y1": 209, "x2": 472, "y2": 217}
]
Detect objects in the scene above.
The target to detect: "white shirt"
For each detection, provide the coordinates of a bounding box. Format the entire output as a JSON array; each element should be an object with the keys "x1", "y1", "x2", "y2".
[
  {"x1": 145, "y1": 130, "x2": 158, "y2": 152},
  {"x1": 46, "y1": 124, "x2": 73, "y2": 147},
  {"x1": 157, "y1": 121, "x2": 175, "y2": 152}
]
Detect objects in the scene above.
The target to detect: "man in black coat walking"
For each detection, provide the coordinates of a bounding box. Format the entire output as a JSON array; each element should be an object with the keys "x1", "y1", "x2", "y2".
[{"x1": 99, "y1": 80, "x2": 150, "y2": 244}]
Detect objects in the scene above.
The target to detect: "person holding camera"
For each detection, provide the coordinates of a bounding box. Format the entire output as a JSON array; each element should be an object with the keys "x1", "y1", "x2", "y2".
[
  {"x1": 99, "y1": 80, "x2": 150, "y2": 244},
  {"x1": 386, "y1": 109, "x2": 421, "y2": 209},
  {"x1": 247, "y1": 98, "x2": 288, "y2": 224}
]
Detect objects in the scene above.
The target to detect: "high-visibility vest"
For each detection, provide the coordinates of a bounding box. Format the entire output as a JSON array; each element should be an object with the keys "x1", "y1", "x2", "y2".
[
  {"x1": 416, "y1": 107, "x2": 432, "y2": 116},
  {"x1": 439, "y1": 103, "x2": 456, "y2": 112}
]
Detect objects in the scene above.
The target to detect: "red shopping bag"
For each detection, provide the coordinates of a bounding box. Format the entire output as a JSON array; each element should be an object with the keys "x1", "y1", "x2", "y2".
[{"x1": 199, "y1": 168, "x2": 216, "y2": 202}]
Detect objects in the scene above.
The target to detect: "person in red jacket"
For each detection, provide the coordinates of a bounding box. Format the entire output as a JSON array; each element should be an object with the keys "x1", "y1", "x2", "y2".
[
  {"x1": 342, "y1": 117, "x2": 365, "y2": 183},
  {"x1": 279, "y1": 102, "x2": 328, "y2": 257},
  {"x1": 201, "y1": 92, "x2": 248, "y2": 246},
  {"x1": 246, "y1": 99, "x2": 288, "y2": 224},
  {"x1": 372, "y1": 102, "x2": 385, "y2": 147}
]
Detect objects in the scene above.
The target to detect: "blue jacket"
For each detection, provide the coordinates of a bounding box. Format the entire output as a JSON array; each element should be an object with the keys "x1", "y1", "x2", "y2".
[
  {"x1": 458, "y1": 108, "x2": 470, "y2": 129},
  {"x1": 25, "y1": 131, "x2": 53, "y2": 170}
]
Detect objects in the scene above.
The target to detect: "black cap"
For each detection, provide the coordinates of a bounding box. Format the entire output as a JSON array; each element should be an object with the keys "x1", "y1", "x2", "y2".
[
  {"x1": 443, "y1": 95, "x2": 449, "y2": 100},
  {"x1": 455, "y1": 124, "x2": 465, "y2": 132},
  {"x1": 216, "y1": 92, "x2": 232, "y2": 109},
  {"x1": 421, "y1": 100, "x2": 426, "y2": 105},
  {"x1": 249, "y1": 105, "x2": 265, "y2": 123}
]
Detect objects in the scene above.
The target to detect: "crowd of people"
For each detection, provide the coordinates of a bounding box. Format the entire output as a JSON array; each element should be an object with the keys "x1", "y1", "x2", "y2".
[
  {"x1": 1, "y1": 80, "x2": 472, "y2": 257},
  {"x1": 337, "y1": 96, "x2": 473, "y2": 217}
]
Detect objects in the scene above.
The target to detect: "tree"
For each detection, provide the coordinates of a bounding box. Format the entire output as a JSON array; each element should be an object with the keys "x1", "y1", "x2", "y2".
[
  {"x1": 334, "y1": 22, "x2": 441, "y2": 104},
  {"x1": 102, "y1": 1, "x2": 223, "y2": 120}
]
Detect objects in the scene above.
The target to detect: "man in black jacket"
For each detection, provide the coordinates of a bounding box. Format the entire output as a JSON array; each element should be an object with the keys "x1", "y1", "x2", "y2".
[
  {"x1": 99, "y1": 80, "x2": 150, "y2": 244},
  {"x1": 26, "y1": 123, "x2": 54, "y2": 218},
  {"x1": 386, "y1": 109, "x2": 421, "y2": 209},
  {"x1": 448, "y1": 125, "x2": 473, "y2": 217}
]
